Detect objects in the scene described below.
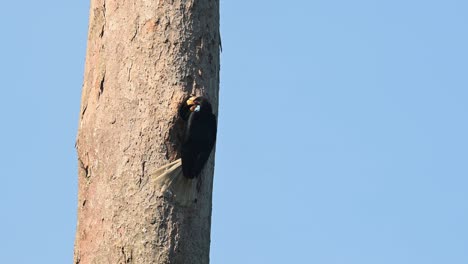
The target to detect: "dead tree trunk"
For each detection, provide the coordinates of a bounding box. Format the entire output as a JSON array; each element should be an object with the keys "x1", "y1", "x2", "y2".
[{"x1": 74, "y1": 0, "x2": 220, "y2": 263}]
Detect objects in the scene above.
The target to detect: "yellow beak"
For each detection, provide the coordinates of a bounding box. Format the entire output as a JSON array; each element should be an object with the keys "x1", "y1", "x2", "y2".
[{"x1": 186, "y1": 96, "x2": 197, "y2": 106}]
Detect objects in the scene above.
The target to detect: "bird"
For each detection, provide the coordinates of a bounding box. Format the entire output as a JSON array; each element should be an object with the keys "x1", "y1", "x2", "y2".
[
  {"x1": 151, "y1": 96, "x2": 217, "y2": 205},
  {"x1": 180, "y1": 96, "x2": 217, "y2": 179}
]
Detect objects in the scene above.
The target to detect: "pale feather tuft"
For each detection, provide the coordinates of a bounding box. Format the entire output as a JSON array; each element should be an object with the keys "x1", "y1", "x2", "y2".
[{"x1": 151, "y1": 159, "x2": 197, "y2": 206}]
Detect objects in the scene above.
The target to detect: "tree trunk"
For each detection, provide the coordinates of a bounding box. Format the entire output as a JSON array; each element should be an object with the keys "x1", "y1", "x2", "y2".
[{"x1": 74, "y1": 0, "x2": 220, "y2": 263}]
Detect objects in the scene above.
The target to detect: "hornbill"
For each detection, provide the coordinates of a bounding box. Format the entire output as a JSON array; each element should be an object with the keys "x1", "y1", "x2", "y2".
[
  {"x1": 152, "y1": 96, "x2": 217, "y2": 205},
  {"x1": 180, "y1": 96, "x2": 217, "y2": 178}
]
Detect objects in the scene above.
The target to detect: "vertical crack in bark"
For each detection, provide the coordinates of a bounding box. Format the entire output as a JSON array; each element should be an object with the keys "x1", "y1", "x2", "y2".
[
  {"x1": 74, "y1": 252, "x2": 81, "y2": 264},
  {"x1": 99, "y1": 1, "x2": 107, "y2": 38},
  {"x1": 102, "y1": 0, "x2": 106, "y2": 19},
  {"x1": 78, "y1": 156, "x2": 90, "y2": 179},
  {"x1": 127, "y1": 62, "x2": 133, "y2": 82},
  {"x1": 218, "y1": 30, "x2": 222, "y2": 52},
  {"x1": 81, "y1": 104, "x2": 88, "y2": 119},
  {"x1": 121, "y1": 247, "x2": 133, "y2": 263},
  {"x1": 98, "y1": 72, "x2": 105, "y2": 99},
  {"x1": 130, "y1": 16, "x2": 139, "y2": 42},
  {"x1": 139, "y1": 161, "x2": 146, "y2": 188}
]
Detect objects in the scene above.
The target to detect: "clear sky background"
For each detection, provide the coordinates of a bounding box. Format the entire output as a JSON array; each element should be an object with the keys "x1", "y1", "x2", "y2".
[{"x1": 1, "y1": 0, "x2": 467, "y2": 263}]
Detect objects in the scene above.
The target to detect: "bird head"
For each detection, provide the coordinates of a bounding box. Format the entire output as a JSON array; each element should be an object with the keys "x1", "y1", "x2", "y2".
[{"x1": 186, "y1": 96, "x2": 212, "y2": 113}]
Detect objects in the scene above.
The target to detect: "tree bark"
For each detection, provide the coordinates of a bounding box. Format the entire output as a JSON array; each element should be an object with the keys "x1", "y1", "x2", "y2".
[{"x1": 74, "y1": 0, "x2": 220, "y2": 263}]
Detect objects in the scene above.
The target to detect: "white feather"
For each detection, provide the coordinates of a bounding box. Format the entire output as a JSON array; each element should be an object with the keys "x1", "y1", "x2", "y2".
[{"x1": 151, "y1": 159, "x2": 197, "y2": 206}]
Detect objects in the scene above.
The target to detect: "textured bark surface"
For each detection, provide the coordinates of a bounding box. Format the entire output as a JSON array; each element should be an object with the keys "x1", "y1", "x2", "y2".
[{"x1": 74, "y1": 0, "x2": 220, "y2": 263}]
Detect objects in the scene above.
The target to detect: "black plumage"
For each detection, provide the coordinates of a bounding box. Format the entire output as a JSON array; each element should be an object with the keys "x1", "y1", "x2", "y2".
[
  {"x1": 151, "y1": 96, "x2": 217, "y2": 205},
  {"x1": 179, "y1": 96, "x2": 217, "y2": 179}
]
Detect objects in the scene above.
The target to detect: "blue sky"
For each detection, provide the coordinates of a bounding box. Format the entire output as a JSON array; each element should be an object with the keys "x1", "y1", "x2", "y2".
[{"x1": 1, "y1": 0, "x2": 467, "y2": 263}]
